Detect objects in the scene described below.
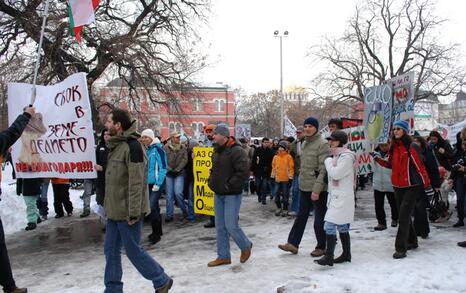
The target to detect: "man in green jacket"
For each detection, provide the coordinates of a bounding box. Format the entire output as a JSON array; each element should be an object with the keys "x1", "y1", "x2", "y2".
[
  {"x1": 103, "y1": 109, "x2": 172, "y2": 293},
  {"x1": 279, "y1": 116, "x2": 329, "y2": 258}
]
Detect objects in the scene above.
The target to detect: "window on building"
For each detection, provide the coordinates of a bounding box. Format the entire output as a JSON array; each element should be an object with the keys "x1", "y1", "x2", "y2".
[
  {"x1": 169, "y1": 122, "x2": 175, "y2": 134},
  {"x1": 169, "y1": 98, "x2": 181, "y2": 113},
  {"x1": 127, "y1": 96, "x2": 139, "y2": 111},
  {"x1": 214, "y1": 99, "x2": 225, "y2": 112},
  {"x1": 192, "y1": 97, "x2": 203, "y2": 112},
  {"x1": 191, "y1": 122, "x2": 204, "y2": 134}
]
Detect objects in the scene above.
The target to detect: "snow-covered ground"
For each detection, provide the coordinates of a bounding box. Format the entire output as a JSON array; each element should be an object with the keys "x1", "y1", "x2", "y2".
[{"x1": 1, "y1": 163, "x2": 466, "y2": 293}]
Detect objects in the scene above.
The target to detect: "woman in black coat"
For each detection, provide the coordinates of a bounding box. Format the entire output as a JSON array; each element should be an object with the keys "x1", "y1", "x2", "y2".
[
  {"x1": 428, "y1": 131, "x2": 454, "y2": 171},
  {"x1": 95, "y1": 129, "x2": 109, "y2": 206},
  {"x1": 449, "y1": 132, "x2": 466, "y2": 227},
  {"x1": 413, "y1": 135, "x2": 441, "y2": 238}
]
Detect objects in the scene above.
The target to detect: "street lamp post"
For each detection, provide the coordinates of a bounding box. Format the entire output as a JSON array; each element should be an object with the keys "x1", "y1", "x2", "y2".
[{"x1": 274, "y1": 30, "x2": 288, "y2": 137}]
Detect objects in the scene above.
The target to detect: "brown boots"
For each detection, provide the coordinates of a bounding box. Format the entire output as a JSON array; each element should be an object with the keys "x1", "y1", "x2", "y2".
[
  {"x1": 278, "y1": 243, "x2": 298, "y2": 254},
  {"x1": 240, "y1": 243, "x2": 253, "y2": 263},
  {"x1": 207, "y1": 258, "x2": 232, "y2": 267},
  {"x1": 208, "y1": 243, "x2": 253, "y2": 267}
]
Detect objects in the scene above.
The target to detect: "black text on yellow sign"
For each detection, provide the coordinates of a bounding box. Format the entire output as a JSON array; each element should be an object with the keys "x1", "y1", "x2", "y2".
[{"x1": 193, "y1": 147, "x2": 215, "y2": 216}]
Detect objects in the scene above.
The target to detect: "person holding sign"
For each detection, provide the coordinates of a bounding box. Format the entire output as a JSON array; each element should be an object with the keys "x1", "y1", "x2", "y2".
[
  {"x1": 207, "y1": 125, "x2": 252, "y2": 267},
  {"x1": 103, "y1": 109, "x2": 172, "y2": 292},
  {"x1": 373, "y1": 120, "x2": 432, "y2": 259},
  {"x1": 0, "y1": 106, "x2": 34, "y2": 293}
]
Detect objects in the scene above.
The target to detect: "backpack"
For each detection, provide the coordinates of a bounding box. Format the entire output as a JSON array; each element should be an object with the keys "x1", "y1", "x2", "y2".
[{"x1": 428, "y1": 191, "x2": 449, "y2": 222}]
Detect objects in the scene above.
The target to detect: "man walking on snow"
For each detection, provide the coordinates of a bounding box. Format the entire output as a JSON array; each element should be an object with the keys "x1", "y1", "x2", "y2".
[
  {"x1": 278, "y1": 116, "x2": 329, "y2": 258},
  {"x1": 103, "y1": 109, "x2": 172, "y2": 293}
]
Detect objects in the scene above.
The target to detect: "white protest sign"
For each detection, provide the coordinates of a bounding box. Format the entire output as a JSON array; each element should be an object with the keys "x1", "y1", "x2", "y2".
[
  {"x1": 8, "y1": 72, "x2": 97, "y2": 179},
  {"x1": 343, "y1": 126, "x2": 373, "y2": 175}
]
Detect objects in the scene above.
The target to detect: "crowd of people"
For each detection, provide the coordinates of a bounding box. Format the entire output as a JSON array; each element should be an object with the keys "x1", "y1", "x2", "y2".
[{"x1": 1, "y1": 106, "x2": 466, "y2": 292}]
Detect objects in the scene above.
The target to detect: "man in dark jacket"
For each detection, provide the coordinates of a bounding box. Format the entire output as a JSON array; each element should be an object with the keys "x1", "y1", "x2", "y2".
[
  {"x1": 0, "y1": 106, "x2": 34, "y2": 293},
  {"x1": 95, "y1": 129, "x2": 109, "y2": 206},
  {"x1": 207, "y1": 125, "x2": 252, "y2": 267},
  {"x1": 103, "y1": 109, "x2": 172, "y2": 293},
  {"x1": 251, "y1": 138, "x2": 274, "y2": 204}
]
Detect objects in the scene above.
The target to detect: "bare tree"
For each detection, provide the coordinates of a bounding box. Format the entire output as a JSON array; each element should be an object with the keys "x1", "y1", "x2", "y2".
[
  {"x1": 310, "y1": 0, "x2": 466, "y2": 103},
  {"x1": 0, "y1": 0, "x2": 210, "y2": 125},
  {"x1": 236, "y1": 91, "x2": 282, "y2": 138},
  {"x1": 0, "y1": 56, "x2": 31, "y2": 129}
]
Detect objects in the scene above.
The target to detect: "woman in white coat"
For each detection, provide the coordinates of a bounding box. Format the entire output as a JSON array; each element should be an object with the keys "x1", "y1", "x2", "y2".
[{"x1": 315, "y1": 130, "x2": 356, "y2": 266}]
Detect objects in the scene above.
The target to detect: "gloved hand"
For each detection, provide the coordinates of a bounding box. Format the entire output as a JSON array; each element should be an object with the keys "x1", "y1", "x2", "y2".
[
  {"x1": 369, "y1": 151, "x2": 380, "y2": 159},
  {"x1": 152, "y1": 185, "x2": 160, "y2": 192},
  {"x1": 425, "y1": 186, "x2": 435, "y2": 202}
]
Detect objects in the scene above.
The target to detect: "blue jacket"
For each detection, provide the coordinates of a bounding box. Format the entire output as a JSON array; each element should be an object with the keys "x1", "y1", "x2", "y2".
[{"x1": 147, "y1": 143, "x2": 168, "y2": 187}]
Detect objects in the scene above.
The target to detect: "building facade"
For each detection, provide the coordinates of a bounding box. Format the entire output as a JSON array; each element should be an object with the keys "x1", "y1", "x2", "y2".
[
  {"x1": 438, "y1": 91, "x2": 466, "y2": 125},
  {"x1": 95, "y1": 80, "x2": 235, "y2": 139}
]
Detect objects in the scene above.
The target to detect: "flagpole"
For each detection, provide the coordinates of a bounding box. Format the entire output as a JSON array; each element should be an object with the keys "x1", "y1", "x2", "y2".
[{"x1": 30, "y1": 0, "x2": 51, "y2": 105}]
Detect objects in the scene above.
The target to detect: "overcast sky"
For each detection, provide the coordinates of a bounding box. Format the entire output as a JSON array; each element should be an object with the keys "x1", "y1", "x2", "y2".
[{"x1": 198, "y1": 0, "x2": 466, "y2": 96}]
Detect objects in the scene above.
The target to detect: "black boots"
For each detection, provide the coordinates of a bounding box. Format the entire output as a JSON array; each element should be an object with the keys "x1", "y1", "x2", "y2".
[
  {"x1": 149, "y1": 219, "x2": 163, "y2": 245},
  {"x1": 314, "y1": 234, "x2": 336, "y2": 266},
  {"x1": 334, "y1": 232, "x2": 351, "y2": 263}
]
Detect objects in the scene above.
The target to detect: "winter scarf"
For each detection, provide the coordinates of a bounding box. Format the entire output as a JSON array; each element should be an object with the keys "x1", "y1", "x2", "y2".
[{"x1": 329, "y1": 146, "x2": 357, "y2": 187}]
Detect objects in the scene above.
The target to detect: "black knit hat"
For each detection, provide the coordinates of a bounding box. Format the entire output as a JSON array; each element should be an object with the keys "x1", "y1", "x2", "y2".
[
  {"x1": 326, "y1": 130, "x2": 348, "y2": 145},
  {"x1": 303, "y1": 116, "x2": 319, "y2": 129}
]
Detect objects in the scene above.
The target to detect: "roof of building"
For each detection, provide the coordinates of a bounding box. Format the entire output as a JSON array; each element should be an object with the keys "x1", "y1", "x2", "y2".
[{"x1": 105, "y1": 78, "x2": 230, "y2": 92}]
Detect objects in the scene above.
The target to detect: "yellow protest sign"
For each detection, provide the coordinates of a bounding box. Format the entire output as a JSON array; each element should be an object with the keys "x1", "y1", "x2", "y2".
[{"x1": 193, "y1": 147, "x2": 215, "y2": 216}]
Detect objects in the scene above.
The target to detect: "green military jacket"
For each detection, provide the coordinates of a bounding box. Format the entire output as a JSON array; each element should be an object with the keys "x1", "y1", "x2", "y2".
[
  {"x1": 104, "y1": 124, "x2": 150, "y2": 221},
  {"x1": 298, "y1": 133, "x2": 329, "y2": 194}
]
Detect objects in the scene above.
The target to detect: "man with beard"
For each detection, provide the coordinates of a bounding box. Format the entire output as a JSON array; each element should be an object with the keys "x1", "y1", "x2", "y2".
[{"x1": 103, "y1": 109, "x2": 172, "y2": 292}]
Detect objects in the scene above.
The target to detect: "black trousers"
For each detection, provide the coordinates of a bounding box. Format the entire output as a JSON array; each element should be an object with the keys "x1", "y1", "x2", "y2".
[
  {"x1": 52, "y1": 183, "x2": 73, "y2": 216},
  {"x1": 287, "y1": 190, "x2": 327, "y2": 250},
  {"x1": 0, "y1": 218, "x2": 16, "y2": 292},
  {"x1": 394, "y1": 186, "x2": 419, "y2": 253},
  {"x1": 413, "y1": 190, "x2": 430, "y2": 237},
  {"x1": 374, "y1": 190, "x2": 398, "y2": 226},
  {"x1": 455, "y1": 178, "x2": 465, "y2": 221}
]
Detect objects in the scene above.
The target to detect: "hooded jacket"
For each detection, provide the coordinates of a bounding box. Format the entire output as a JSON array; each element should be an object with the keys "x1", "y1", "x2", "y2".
[
  {"x1": 208, "y1": 137, "x2": 249, "y2": 195},
  {"x1": 164, "y1": 141, "x2": 188, "y2": 177},
  {"x1": 299, "y1": 132, "x2": 329, "y2": 193},
  {"x1": 271, "y1": 149, "x2": 294, "y2": 182},
  {"x1": 104, "y1": 123, "x2": 150, "y2": 221},
  {"x1": 375, "y1": 138, "x2": 431, "y2": 189},
  {"x1": 147, "y1": 141, "x2": 168, "y2": 187},
  {"x1": 324, "y1": 148, "x2": 356, "y2": 225}
]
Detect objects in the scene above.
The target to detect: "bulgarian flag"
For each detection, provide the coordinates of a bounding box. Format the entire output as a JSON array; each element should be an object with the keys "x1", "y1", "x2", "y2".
[{"x1": 68, "y1": 0, "x2": 100, "y2": 42}]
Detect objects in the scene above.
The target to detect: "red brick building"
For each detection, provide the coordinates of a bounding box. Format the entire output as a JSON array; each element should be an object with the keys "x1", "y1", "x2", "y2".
[{"x1": 95, "y1": 80, "x2": 236, "y2": 140}]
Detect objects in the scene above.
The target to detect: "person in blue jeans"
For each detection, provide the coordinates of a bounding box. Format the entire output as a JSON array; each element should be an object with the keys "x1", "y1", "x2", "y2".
[
  {"x1": 104, "y1": 109, "x2": 172, "y2": 292},
  {"x1": 164, "y1": 132, "x2": 188, "y2": 222},
  {"x1": 250, "y1": 138, "x2": 274, "y2": 204},
  {"x1": 289, "y1": 127, "x2": 305, "y2": 215},
  {"x1": 141, "y1": 129, "x2": 168, "y2": 245},
  {"x1": 207, "y1": 125, "x2": 252, "y2": 267}
]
